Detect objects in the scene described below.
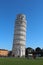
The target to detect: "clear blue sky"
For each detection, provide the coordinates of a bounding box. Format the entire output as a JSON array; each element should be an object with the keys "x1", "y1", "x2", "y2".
[{"x1": 0, "y1": 0, "x2": 43, "y2": 50}]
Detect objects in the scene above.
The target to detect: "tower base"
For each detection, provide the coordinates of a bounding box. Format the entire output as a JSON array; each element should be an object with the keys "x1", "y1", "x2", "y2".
[{"x1": 12, "y1": 44, "x2": 25, "y2": 57}]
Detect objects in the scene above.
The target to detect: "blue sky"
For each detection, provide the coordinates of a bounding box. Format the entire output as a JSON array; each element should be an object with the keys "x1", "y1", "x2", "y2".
[{"x1": 0, "y1": 0, "x2": 43, "y2": 50}]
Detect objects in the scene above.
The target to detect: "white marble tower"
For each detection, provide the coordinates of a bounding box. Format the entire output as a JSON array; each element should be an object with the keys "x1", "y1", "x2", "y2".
[{"x1": 12, "y1": 14, "x2": 26, "y2": 57}]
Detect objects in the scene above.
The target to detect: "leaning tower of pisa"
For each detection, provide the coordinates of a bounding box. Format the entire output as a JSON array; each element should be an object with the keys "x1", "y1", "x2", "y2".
[{"x1": 12, "y1": 14, "x2": 26, "y2": 57}]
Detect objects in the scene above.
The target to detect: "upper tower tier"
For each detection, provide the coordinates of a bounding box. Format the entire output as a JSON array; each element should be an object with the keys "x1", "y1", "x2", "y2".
[{"x1": 16, "y1": 14, "x2": 26, "y2": 21}]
